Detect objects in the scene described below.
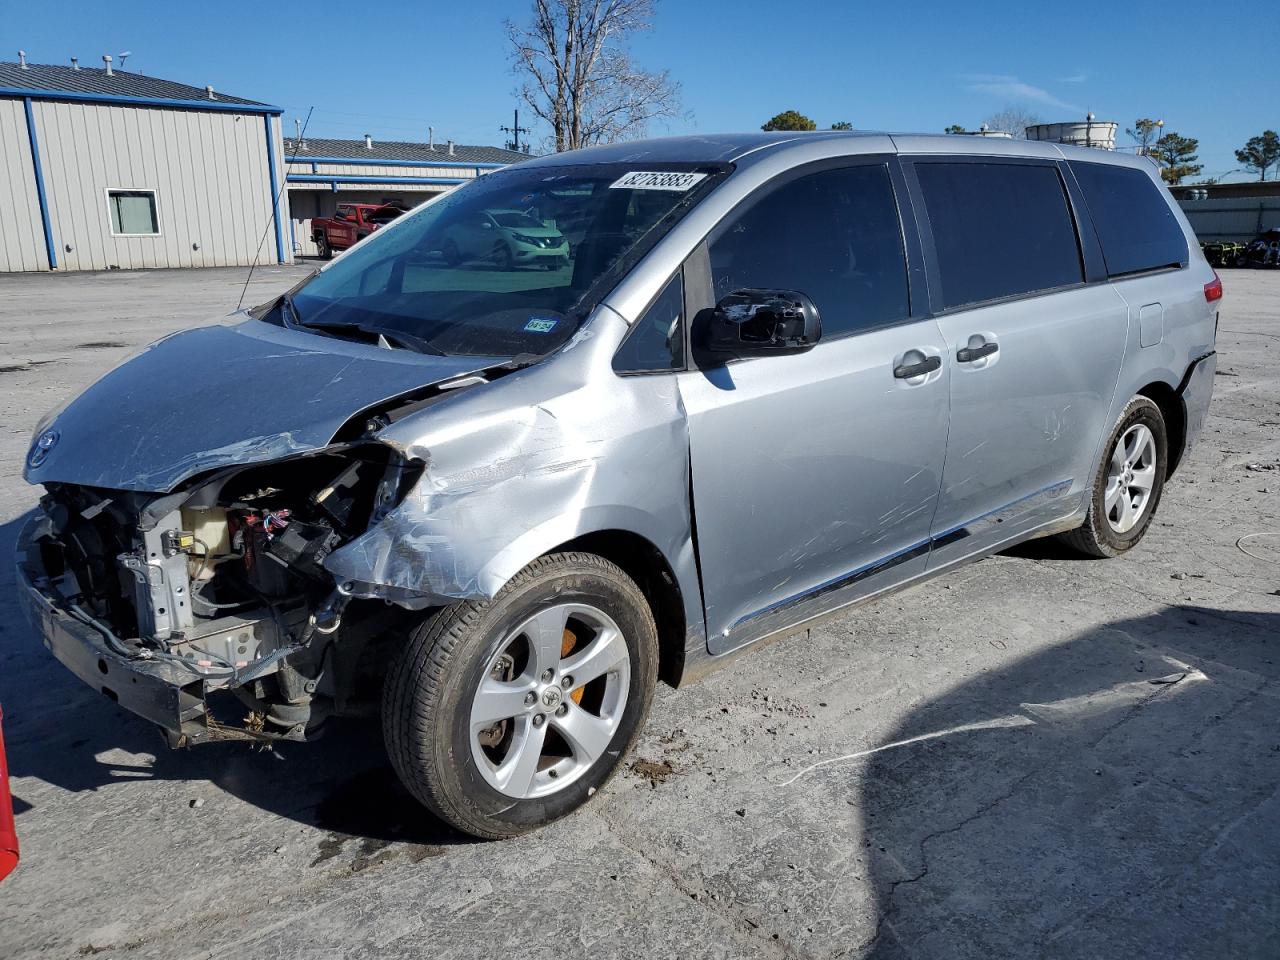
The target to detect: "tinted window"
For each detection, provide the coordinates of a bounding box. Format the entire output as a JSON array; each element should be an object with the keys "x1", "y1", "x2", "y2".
[
  {"x1": 1068, "y1": 161, "x2": 1187, "y2": 277},
  {"x1": 708, "y1": 164, "x2": 909, "y2": 338},
  {"x1": 915, "y1": 162, "x2": 1083, "y2": 310},
  {"x1": 613, "y1": 272, "x2": 684, "y2": 373}
]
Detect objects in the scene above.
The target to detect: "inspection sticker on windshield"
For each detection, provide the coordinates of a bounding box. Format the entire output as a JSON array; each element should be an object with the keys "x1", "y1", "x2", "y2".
[
  {"x1": 524, "y1": 317, "x2": 559, "y2": 333},
  {"x1": 610, "y1": 171, "x2": 707, "y2": 192}
]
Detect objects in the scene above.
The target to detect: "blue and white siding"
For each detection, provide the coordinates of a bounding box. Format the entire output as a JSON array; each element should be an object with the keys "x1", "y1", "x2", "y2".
[
  {"x1": 0, "y1": 97, "x2": 51, "y2": 271},
  {"x1": 0, "y1": 94, "x2": 291, "y2": 271}
]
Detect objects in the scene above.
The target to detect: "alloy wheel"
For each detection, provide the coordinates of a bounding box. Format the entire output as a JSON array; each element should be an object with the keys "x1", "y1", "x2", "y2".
[
  {"x1": 1105, "y1": 423, "x2": 1158, "y2": 534},
  {"x1": 469, "y1": 603, "x2": 630, "y2": 799}
]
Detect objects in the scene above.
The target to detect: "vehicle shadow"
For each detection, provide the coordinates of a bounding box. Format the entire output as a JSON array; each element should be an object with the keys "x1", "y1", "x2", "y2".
[
  {"x1": 854, "y1": 602, "x2": 1280, "y2": 959},
  {"x1": 0, "y1": 511, "x2": 474, "y2": 850}
]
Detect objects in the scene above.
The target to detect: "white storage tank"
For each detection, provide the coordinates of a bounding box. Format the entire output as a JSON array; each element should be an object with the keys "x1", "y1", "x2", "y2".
[{"x1": 1025, "y1": 115, "x2": 1118, "y2": 150}]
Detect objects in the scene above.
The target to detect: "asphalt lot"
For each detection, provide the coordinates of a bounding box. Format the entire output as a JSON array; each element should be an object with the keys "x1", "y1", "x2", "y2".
[{"x1": 0, "y1": 265, "x2": 1277, "y2": 959}]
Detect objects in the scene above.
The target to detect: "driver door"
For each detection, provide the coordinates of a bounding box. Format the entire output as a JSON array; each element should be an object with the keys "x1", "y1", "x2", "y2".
[{"x1": 677, "y1": 160, "x2": 949, "y2": 654}]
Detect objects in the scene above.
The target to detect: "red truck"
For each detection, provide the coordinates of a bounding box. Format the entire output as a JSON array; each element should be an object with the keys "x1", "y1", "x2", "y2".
[{"x1": 310, "y1": 203, "x2": 405, "y2": 259}]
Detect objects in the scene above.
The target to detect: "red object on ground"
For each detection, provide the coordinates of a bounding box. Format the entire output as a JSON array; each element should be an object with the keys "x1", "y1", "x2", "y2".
[{"x1": 0, "y1": 704, "x2": 18, "y2": 882}]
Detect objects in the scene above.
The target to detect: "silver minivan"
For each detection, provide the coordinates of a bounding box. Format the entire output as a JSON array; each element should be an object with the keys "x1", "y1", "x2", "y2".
[{"x1": 18, "y1": 133, "x2": 1219, "y2": 838}]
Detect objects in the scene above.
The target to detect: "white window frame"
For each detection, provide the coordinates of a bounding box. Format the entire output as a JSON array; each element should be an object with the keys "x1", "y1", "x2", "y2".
[{"x1": 105, "y1": 188, "x2": 162, "y2": 238}]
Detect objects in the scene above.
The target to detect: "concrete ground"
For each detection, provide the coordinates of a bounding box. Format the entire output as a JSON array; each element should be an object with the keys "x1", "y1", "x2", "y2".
[{"x1": 0, "y1": 265, "x2": 1277, "y2": 959}]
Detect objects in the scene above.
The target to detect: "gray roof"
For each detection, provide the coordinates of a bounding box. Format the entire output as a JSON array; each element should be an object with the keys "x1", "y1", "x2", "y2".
[
  {"x1": 0, "y1": 60, "x2": 271, "y2": 108},
  {"x1": 519, "y1": 131, "x2": 1159, "y2": 173},
  {"x1": 285, "y1": 137, "x2": 532, "y2": 166}
]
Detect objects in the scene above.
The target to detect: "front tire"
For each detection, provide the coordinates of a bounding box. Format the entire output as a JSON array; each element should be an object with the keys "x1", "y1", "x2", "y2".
[
  {"x1": 315, "y1": 234, "x2": 331, "y2": 260},
  {"x1": 493, "y1": 243, "x2": 514, "y2": 271},
  {"x1": 382, "y1": 553, "x2": 658, "y2": 839},
  {"x1": 1058, "y1": 396, "x2": 1168, "y2": 558}
]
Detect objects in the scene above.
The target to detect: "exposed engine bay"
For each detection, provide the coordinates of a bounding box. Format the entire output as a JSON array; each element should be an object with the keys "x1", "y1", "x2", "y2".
[{"x1": 25, "y1": 443, "x2": 423, "y2": 744}]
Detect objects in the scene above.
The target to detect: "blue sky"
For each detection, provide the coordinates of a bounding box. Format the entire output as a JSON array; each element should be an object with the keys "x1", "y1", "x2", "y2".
[{"x1": 6, "y1": 0, "x2": 1277, "y2": 181}]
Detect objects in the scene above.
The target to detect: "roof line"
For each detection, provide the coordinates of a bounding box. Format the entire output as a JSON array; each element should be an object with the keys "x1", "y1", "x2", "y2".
[
  {"x1": 286, "y1": 154, "x2": 509, "y2": 169},
  {"x1": 286, "y1": 174, "x2": 467, "y2": 185},
  {"x1": 0, "y1": 87, "x2": 282, "y2": 115}
]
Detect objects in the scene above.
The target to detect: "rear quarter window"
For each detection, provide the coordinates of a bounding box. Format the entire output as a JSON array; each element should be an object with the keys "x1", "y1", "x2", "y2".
[
  {"x1": 915, "y1": 161, "x2": 1084, "y2": 311},
  {"x1": 1067, "y1": 161, "x2": 1188, "y2": 277}
]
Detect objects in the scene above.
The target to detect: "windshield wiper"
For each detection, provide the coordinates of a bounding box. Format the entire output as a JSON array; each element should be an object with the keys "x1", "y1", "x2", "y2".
[{"x1": 290, "y1": 316, "x2": 447, "y2": 356}]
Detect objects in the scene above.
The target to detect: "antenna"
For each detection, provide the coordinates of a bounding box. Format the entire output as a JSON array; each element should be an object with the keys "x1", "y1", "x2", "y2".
[
  {"x1": 118, "y1": 51, "x2": 132, "y2": 69},
  {"x1": 237, "y1": 106, "x2": 314, "y2": 312},
  {"x1": 500, "y1": 109, "x2": 531, "y2": 153}
]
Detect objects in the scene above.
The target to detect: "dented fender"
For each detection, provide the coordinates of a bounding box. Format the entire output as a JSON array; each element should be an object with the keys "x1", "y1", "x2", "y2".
[{"x1": 323, "y1": 307, "x2": 709, "y2": 655}]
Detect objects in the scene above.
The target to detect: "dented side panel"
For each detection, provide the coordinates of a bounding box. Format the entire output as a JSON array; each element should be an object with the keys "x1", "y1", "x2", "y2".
[
  {"x1": 925, "y1": 282, "x2": 1129, "y2": 571},
  {"x1": 324, "y1": 307, "x2": 708, "y2": 658}
]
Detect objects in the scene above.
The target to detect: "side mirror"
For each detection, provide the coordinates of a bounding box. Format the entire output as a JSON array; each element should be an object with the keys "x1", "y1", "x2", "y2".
[{"x1": 696, "y1": 288, "x2": 822, "y2": 360}]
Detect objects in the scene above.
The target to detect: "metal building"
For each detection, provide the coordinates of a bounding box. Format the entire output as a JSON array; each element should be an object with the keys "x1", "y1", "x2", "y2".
[
  {"x1": 284, "y1": 136, "x2": 530, "y2": 257},
  {"x1": 1170, "y1": 180, "x2": 1280, "y2": 242},
  {"x1": 0, "y1": 56, "x2": 290, "y2": 272}
]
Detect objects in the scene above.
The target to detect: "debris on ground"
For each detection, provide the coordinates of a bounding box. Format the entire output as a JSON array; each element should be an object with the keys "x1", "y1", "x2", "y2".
[{"x1": 630, "y1": 758, "x2": 676, "y2": 788}]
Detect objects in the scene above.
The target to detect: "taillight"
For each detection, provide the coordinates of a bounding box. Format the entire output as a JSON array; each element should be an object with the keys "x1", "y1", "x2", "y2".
[{"x1": 1204, "y1": 273, "x2": 1223, "y2": 303}]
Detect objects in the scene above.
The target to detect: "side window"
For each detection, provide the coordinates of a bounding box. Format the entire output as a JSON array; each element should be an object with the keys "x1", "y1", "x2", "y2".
[
  {"x1": 613, "y1": 272, "x2": 684, "y2": 373},
  {"x1": 1068, "y1": 161, "x2": 1188, "y2": 277},
  {"x1": 915, "y1": 161, "x2": 1083, "y2": 310},
  {"x1": 107, "y1": 190, "x2": 159, "y2": 236},
  {"x1": 707, "y1": 164, "x2": 909, "y2": 338}
]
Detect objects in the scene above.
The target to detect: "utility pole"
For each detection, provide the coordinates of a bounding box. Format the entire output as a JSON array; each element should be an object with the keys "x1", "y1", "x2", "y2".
[{"x1": 500, "y1": 109, "x2": 532, "y2": 153}]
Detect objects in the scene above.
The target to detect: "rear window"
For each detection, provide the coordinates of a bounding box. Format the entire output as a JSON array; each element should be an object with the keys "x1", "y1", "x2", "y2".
[
  {"x1": 1068, "y1": 161, "x2": 1188, "y2": 277},
  {"x1": 915, "y1": 161, "x2": 1084, "y2": 310}
]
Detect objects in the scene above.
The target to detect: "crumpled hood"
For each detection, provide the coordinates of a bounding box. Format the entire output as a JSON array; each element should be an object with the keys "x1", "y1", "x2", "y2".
[{"x1": 24, "y1": 320, "x2": 500, "y2": 493}]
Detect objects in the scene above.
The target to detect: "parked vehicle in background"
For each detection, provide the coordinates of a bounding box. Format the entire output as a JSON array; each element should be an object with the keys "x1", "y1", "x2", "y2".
[
  {"x1": 439, "y1": 208, "x2": 569, "y2": 270},
  {"x1": 17, "y1": 132, "x2": 1219, "y2": 839},
  {"x1": 0, "y1": 704, "x2": 17, "y2": 882},
  {"x1": 1201, "y1": 240, "x2": 1245, "y2": 268},
  {"x1": 311, "y1": 203, "x2": 406, "y2": 259},
  {"x1": 1234, "y1": 228, "x2": 1280, "y2": 268}
]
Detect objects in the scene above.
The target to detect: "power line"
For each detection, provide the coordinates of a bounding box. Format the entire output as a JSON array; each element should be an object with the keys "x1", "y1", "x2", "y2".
[{"x1": 499, "y1": 108, "x2": 532, "y2": 153}]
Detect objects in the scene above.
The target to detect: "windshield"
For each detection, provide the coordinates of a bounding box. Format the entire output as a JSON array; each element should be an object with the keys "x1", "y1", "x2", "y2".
[{"x1": 288, "y1": 162, "x2": 726, "y2": 358}]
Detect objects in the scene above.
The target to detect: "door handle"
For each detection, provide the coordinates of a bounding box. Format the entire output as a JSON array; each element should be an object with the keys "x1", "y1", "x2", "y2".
[
  {"x1": 893, "y1": 355, "x2": 942, "y2": 379},
  {"x1": 956, "y1": 341, "x2": 998, "y2": 363}
]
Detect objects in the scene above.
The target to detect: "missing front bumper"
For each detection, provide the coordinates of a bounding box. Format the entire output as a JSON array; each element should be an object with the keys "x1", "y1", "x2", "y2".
[{"x1": 15, "y1": 516, "x2": 306, "y2": 747}]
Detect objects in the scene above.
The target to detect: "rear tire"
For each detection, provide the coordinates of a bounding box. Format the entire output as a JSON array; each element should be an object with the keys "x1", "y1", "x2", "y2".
[
  {"x1": 1058, "y1": 396, "x2": 1167, "y2": 558},
  {"x1": 382, "y1": 553, "x2": 658, "y2": 839}
]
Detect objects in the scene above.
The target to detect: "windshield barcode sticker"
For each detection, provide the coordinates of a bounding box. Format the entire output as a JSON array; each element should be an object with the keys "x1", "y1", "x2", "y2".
[
  {"x1": 524, "y1": 317, "x2": 559, "y2": 333},
  {"x1": 610, "y1": 171, "x2": 708, "y2": 192}
]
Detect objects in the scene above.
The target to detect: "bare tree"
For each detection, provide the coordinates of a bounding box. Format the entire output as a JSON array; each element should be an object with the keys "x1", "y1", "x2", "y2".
[
  {"x1": 982, "y1": 105, "x2": 1042, "y2": 139},
  {"x1": 506, "y1": 0, "x2": 681, "y2": 153}
]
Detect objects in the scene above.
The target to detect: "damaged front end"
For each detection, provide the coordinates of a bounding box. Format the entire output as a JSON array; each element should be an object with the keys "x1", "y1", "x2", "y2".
[{"x1": 17, "y1": 442, "x2": 422, "y2": 746}]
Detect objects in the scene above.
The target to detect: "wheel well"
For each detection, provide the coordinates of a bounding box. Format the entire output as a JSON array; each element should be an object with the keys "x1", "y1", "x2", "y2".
[
  {"x1": 551, "y1": 531, "x2": 687, "y2": 688},
  {"x1": 1138, "y1": 381, "x2": 1186, "y2": 477}
]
